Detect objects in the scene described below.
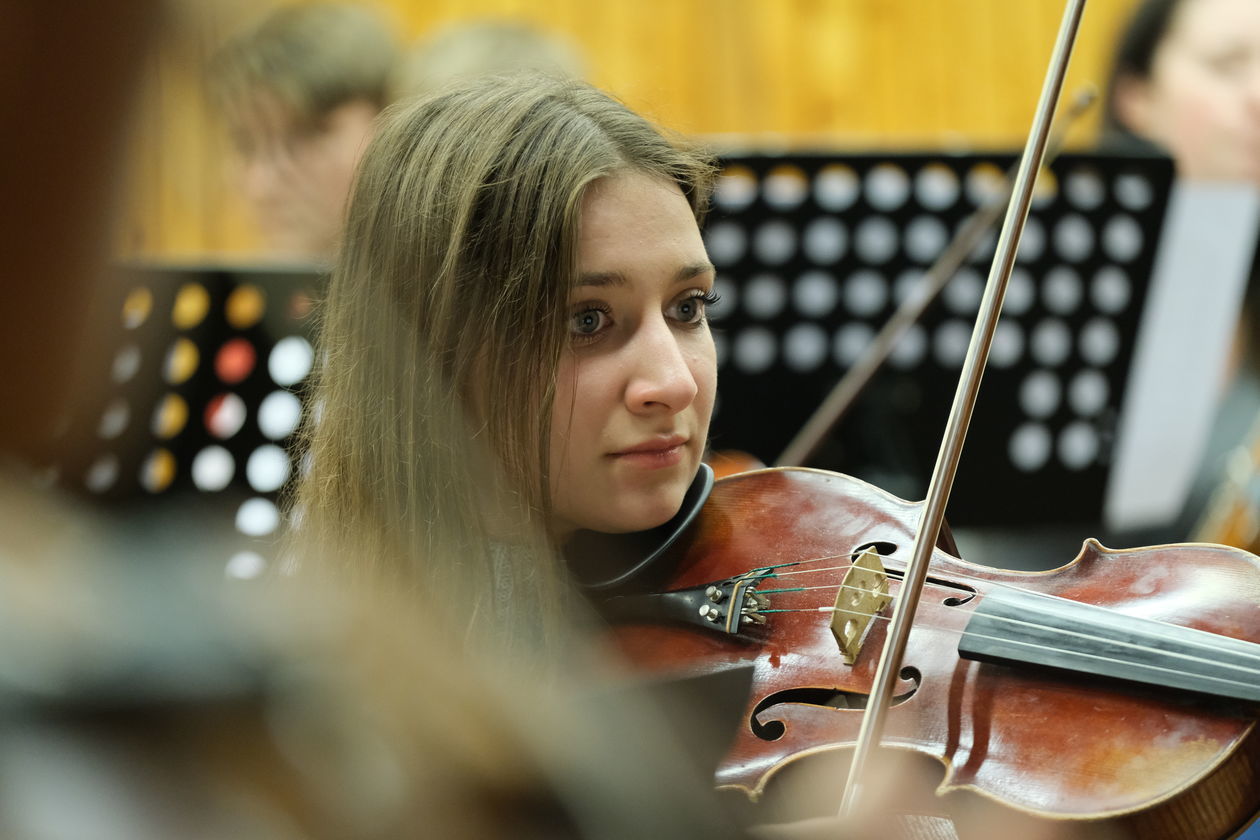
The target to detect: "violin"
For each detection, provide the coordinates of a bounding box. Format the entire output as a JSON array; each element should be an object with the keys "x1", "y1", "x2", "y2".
[
  {"x1": 596, "y1": 466, "x2": 1260, "y2": 838},
  {"x1": 705, "y1": 449, "x2": 767, "y2": 480}
]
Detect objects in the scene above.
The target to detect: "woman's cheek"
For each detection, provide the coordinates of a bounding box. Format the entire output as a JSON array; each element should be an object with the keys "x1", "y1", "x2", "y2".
[{"x1": 693, "y1": 335, "x2": 719, "y2": 427}]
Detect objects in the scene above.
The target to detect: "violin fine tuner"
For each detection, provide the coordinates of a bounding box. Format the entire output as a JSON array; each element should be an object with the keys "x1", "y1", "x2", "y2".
[
  {"x1": 831, "y1": 547, "x2": 892, "y2": 665},
  {"x1": 599, "y1": 571, "x2": 771, "y2": 636},
  {"x1": 697, "y1": 574, "x2": 771, "y2": 632}
]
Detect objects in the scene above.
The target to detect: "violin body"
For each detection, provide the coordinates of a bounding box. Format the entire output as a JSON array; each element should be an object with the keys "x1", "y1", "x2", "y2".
[
  {"x1": 608, "y1": 467, "x2": 1260, "y2": 839},
  {"x1": 704, "y1": 449, "x2": 767, "y2": 480}
]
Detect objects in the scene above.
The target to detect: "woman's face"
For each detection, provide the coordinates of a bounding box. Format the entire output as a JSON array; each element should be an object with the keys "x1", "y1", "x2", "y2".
[
  {"x1": 1119, "y1": 0, "x2": 1260, "y2": 183},
  {"x1": 229, "y1": 94, "x2": 378, "y2": 260},
  {"x1": 548, "y1": 172, "x2": 717, "y2": 537}
]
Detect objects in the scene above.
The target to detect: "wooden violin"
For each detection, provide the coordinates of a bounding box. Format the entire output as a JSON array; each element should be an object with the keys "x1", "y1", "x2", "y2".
[
  {"x1": 705, "y1": 448, "x2": 768, "y2": 480},
  {"x1": 598, "y1": 467, "x2": 1260, "y2": 838}
]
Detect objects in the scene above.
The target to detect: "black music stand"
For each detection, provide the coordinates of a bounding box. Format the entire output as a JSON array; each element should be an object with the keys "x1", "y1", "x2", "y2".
[
  {"x1": 56, "y1": 263, "x2": 324, "y2": 576},
  {"x1": 703, "y1": 153, "x2": 1174, "y2": 528}
]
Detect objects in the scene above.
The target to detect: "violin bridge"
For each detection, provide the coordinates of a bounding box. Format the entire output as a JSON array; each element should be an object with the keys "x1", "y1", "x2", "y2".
[{"x1": 832, "y1": 547, "x2": 892, "y2": 665}]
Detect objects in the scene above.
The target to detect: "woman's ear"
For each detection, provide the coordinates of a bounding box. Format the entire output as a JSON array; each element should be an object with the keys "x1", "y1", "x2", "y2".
[{"x1": 1113, "y1": 72, "x2": 1155, "y2": 137}]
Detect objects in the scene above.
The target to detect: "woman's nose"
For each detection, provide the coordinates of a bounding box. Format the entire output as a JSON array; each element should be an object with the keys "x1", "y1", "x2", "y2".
[
  {"x1": 624, "y1": 318, "x2": 699, "y2": 414},
  {"x1": 1244, "y1": 60, "x2": 1260, "y2": 111}
]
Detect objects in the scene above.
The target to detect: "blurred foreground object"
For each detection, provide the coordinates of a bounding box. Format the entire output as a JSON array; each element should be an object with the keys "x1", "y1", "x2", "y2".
[
  {"x1": 1, "y1": 0, "x2": 158, "y2": 467},
  {"x1": 0, "y1": 472, "x2": 750, "y2": 839}
]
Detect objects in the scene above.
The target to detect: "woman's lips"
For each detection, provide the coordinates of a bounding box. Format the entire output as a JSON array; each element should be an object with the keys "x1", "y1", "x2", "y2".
[{"x1": 609, "y1": 437, "x2": 688, "y2": 468}]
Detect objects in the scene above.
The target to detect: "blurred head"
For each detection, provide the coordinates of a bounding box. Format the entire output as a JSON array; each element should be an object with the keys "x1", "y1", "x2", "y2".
[
  {"x1": 297, "y1": 76, "x2": 715, "y2": 640},
  {"x1": 1105, "y1": 0, "x2": 1260, "y2": 183},
  {"x1": 390, "y1": 20, "x2": 585, "y2": 103},
  {"x1": 209, "y1": 3, "x2": 398, "y2": 260}
]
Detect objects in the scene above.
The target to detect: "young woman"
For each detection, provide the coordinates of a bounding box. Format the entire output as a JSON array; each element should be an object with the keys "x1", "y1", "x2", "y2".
[
  {"x1": 1103, "y1": 0, "x2": 1260, "y2": 185},
  {"x1": 1102, "y1": 0, "x2": 1260, "y2": 550},
  {"x1": 293, "y1": 75, "x2": 719, "y2": 654}
]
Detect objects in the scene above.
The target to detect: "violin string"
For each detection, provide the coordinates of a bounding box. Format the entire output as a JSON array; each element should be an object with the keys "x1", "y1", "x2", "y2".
[
  {"x1": 755, "y1": 590, "x2": 1260, "y2": 680},
  {"x1": 768, "y1": 600, "x2": 1260, "y2": 691},
  {"x1": 757, "y1": 569, "x2": 973, "y2": 601},
  {"x1": 760, "y1": 577, "x2": 977, "y2": 600},
  {"x1": 758, "y1": 581, "x2": 853, "y2": 594},
  {"x1": 756, "y1": 554, "x2": 855, "y2": 576},
  {"x1": 749, "y1": 553, "x2": 1260, "y2": 661},
  {"x1": 955, "y1": 621, "x2": 1260, "y2": 689},
  {"x1": 766, "y1": 575, "x2": 1260, "y2": 669}
]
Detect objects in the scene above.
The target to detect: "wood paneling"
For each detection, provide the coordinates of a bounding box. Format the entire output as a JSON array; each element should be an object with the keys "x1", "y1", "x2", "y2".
[{"x1": 120, "y1": 0, "x2": 1143, "y2": 258}]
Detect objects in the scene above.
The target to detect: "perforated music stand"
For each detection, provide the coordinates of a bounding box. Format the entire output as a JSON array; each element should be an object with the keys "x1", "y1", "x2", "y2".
[
  {"x1": 57, "y1": 263, "x2": 324, "y2": 573},
  {"x1": 703, "y1": 153, "x2": 1175, "y2": 527}
]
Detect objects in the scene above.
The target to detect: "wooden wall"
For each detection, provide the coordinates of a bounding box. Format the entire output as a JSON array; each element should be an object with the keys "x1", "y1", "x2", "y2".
[{"x1": 119, "y1": 0, "x2": 1144, "y2": 259}]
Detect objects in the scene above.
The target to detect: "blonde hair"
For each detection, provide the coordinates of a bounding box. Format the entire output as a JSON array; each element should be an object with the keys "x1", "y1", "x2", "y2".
[{"x1": 294, "y1": 76, "x2": 715, "y2": 652}]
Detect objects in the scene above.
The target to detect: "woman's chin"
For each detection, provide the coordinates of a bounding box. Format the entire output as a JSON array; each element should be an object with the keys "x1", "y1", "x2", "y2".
[{"x1": 576, "y1": 495, "x2": 685, "y2": 536}]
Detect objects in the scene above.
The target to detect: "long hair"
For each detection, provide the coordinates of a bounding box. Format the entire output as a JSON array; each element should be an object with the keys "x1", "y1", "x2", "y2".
[{"x1": 292, "y1": 76, "x2": 715, "y2": 653}]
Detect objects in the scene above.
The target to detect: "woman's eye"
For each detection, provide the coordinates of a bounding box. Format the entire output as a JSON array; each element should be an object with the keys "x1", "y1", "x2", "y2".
[
  {"x1": 1204, "y1": 49, "x2": 1250, "y2": 78},
  {"x1": 571, "y1": 308, "x2": 608, "y2": 336},
  {"x1": 671, "y1": 290, "x2": 720, "y2": 324}
]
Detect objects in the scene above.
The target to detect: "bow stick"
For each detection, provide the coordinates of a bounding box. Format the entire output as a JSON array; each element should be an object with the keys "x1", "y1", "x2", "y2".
[{"x1": 838, "y1": 0, "x2": 1089, "y2": 815}]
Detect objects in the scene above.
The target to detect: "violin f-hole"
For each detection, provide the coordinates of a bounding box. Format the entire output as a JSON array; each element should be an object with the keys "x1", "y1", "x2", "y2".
[
  {"x1": 751, "y1": 668, "x2": 922, "y2": 742},
  {"x1": 853, "y1": 541, "x2": 897, "y2": 558}
]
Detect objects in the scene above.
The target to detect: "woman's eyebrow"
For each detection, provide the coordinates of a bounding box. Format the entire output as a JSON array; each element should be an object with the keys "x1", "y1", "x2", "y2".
[
  {"x1": 576, "y1": 271, "x2": 626, "y2": 288},
  {"x1": 679, "y1": 261, "x2": 716, "y2": 282},
  {"x1": 577, "y1": 262, "x2": 715, "y2": 288}
]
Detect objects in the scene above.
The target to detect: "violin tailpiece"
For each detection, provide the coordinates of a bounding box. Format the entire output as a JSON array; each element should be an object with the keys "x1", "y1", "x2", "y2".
[{"x1": 598, "y1": 572, "x2": 772, "y2": 637}]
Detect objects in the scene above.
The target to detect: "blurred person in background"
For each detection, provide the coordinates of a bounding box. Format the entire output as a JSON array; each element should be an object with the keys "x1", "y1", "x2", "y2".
[
  {"x1": 1102, "y1": 0, "x2": 1260, "y2": 184},
  {"x1": 1102, "y1": 0, "x2": 1260, "y2": 553},
  {"x1": 389, "y1": 18, "x2": 585, "y2": 102},
  {"x1": 208, "y1": 3, "x2": 398, "y2": 263},
  {"x1": 208, "y1": 7, "x2": 586, "y2": 265}
]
